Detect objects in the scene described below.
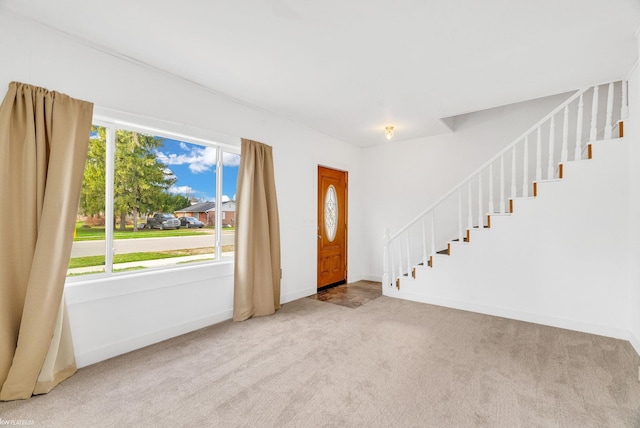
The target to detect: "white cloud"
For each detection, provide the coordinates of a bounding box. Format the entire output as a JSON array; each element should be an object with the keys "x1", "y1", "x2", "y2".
[
  {"x1": 209, "y1": 195, "x2": 232, "y2": 203},
  {"x1": 156, "y1": 152, "x2": 170, "y2": 164},
  {"x1": 163, "y1": 167, "x2": 175, "y2": 180},
  {"x1": 169, "y1": 186, "x2": 217, "y2": 202},
  {"x1": 223, "y1": 152, "x2": 241, "y2": 167},
  {"x1": 157, "y1": 146, "x2": 240, "y2": 172},
  {"x1": 157, "y1": 146, "x2": 217, "y2": 174},
  {"x1": 169, "y1": 185, "x2": 195, "y2": 195}
]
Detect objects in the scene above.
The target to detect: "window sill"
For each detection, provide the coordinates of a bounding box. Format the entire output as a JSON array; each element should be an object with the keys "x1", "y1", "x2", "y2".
[{"x1": 65, "y1": 260, "x2": 234, "y2": 305}]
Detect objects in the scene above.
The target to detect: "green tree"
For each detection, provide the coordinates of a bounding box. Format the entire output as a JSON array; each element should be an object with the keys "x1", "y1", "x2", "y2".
[
  {"x1": 79, "y1": 126, "x2": 107, "y2": 221},
  {"x1": 114, "y1": 131, "x2": 176, "y2": 231},
  {"x1": 78, "y1": 128, "x2": 179, "y2": 232},
  {"x1": 159, "y1": 193, "x2": 191, "y2": 213}
]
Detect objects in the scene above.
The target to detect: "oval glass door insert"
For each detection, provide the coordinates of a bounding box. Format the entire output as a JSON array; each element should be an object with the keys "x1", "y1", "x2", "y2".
[{"x1": 324, "y1": 184, "x2": 338, "y2": 242}]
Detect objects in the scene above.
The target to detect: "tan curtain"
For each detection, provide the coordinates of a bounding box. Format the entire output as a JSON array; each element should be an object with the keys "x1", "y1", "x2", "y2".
[
  {"x1": 0, "y1": 82, "x2": 93, "y2": 400},
  {"x1": 233, "y1": 139, "x2": 281, "y2": 321}
]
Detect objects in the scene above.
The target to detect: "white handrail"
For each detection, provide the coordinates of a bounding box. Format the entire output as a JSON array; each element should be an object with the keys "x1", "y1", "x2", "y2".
[
  {"x1": 385, "y1": 80, "x2": 624, "y2": 288},
  {"x1": 389, "y1": 87, "x2": 589, "y2": 241}
]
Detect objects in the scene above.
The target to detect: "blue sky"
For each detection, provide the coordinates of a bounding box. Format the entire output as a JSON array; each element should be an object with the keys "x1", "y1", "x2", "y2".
[{"x1": 156, "y1": 138, "x2": 239, "y2": 203}]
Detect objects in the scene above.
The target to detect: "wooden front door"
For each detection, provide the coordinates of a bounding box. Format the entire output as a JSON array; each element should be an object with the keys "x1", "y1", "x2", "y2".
[{"x1": 317, "y1": 166, "x2": 347, "y2": 289}]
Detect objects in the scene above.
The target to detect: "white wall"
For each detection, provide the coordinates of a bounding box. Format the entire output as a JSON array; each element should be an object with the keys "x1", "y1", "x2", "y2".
[
  {"x1": 389, "y1": 137, "x2": 632, "y2": 340},
  {"x1": 626, "y1": 56, "x2": 640, "y2": 354},
  {"x1": 0, "y1": 14, "x2": 365, "y2": 367},
  {"x1": 360, "y1": 92, "x2": 574, "y2": 279}
]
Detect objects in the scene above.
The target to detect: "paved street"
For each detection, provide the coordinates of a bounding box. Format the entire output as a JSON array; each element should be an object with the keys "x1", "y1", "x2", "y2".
[
  {"x1": 70, "y1": 231, "x2": 235, "y2": 257},
  {"x1": 67, "y1": 251, "x2": 234, "y2": 275}
]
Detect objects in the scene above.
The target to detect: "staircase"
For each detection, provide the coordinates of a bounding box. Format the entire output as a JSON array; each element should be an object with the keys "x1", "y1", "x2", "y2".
[{"x1": 382, "y1": 80, "x2": 631, "y2": 338}]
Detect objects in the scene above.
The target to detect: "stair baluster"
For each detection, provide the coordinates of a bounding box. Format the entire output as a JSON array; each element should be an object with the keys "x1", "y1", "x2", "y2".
[
  {"x1": 604, "y1": 82, "x2": 614, "y2": 139},
  {"x1": 405, "y1": 234, "x2": 411, "y2": 278},
  {"x1": 422, "y1": 217, "x2": 428, "y2": 267},
  {"x1": 467, "y1": 182, "x2": 473, "y2": 231},
  {"x1": 561, "y1": 106, "x2": 569, "y2": 162},
  {"x1": 458, "y1": 188, "x2": 463, "y2": 243},
  {"x1": 430, "y1": 211, "x2": 436, "y2": 266},
  {"x1": 589, "y1": 85, "x2": 599, "y2": 142},
  {"x1": 536, "y1": 127, "x2": 542, "y2": 181},
  {"x1": 574, "y1": 93, "x2": 584, "y2": 160},
  {"x1": 511, "y1": 145, "x2": 517, "y2": 200},
  {"x1": 397, "y1": 238, "x2": 402, "y2": 279},
  {"x1": 547, "y1": 116, "x2": 555, "y2": 179},
  {"x1": 477, "y1": 173, "x2": 483, "y2": 228},
  {"x1": 488, "y1": 164, "x2": 494, "y2": 214}
]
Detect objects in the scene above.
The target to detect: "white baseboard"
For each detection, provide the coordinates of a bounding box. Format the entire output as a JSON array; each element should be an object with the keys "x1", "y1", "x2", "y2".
[
  {"x1": 388, "y1": 291, "x2": 630, "y2": 342},
  {"x1": 360, "y1": 274, "x2": 382, "y2": 282},
  {"x1": 75, "y1": 309, "x2": 233, "y2": 368},
  {"x1": 629, "y1": 330, "x2": 640, "y2": 357},
  {"x1": 281, "y1": 287, "x2": 316, "y2": 303}
]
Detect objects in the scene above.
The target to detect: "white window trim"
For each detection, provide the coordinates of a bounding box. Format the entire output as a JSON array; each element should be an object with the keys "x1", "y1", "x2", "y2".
[{"x1": 65, "y1": 115, "x2": 240, "y2": 286}]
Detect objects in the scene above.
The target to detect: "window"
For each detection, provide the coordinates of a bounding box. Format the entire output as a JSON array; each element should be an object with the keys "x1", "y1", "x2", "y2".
[{"x1": 67, "y1": 121, "x2": 239, "y2": 278}]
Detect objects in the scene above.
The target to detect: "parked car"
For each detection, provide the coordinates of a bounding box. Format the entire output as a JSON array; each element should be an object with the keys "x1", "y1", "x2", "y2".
[
  {"x1": 179, "y1": 216, "x2": 204, "y2": 228},
  {"x1": 147, "y1": 213, "x2": 181, "y2": 230}
]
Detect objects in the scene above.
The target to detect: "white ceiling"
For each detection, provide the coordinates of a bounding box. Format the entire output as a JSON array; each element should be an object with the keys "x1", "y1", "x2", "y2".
[{"x1": 2, "y1": 0, "x2": 639, "y2": 146}]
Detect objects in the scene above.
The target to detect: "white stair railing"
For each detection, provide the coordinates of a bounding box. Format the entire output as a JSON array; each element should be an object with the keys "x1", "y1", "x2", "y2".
[{"x1": 382, "y1": 80, "x2": 626, "y2": 287}]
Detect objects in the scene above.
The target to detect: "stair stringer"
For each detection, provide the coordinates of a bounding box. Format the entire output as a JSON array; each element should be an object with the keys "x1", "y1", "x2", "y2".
[{"x1": 385, "y1": 139, "x2": 631, "y2": 340}]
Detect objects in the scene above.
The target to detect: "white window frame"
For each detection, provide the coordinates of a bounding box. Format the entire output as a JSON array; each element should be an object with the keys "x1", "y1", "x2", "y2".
[{"x1": 65, "y1": 116, "x2": 240, "y2": 284}]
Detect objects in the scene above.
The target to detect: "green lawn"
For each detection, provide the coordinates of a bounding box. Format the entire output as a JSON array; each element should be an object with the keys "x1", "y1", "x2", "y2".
[
  {"x1": 68, "y1": 247, "x2": 216, "y2": 268},
  {"x1": 74, "y1": 223, "x2": 211, "y2": 241},
  {"x1": 68, "y1": 222, "x2": 236, "y2": 275}
]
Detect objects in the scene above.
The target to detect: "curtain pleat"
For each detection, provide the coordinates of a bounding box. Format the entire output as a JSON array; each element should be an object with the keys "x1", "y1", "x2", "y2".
[
  {"x1": 0, "y1": 82, "x2": 93, "y2": 400},
  {"x1": 233, "y1": 139, "x2": 281, "y2": 321}
]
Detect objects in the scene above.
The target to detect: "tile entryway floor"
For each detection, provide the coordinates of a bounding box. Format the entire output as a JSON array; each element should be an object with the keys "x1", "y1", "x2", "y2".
[{"x1": 308, "y1": 280, "x2": 382, "y2": 309}]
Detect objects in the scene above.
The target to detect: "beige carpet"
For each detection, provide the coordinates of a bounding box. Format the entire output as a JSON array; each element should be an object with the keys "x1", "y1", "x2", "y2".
[{"x1": 1, "y1": 294, "x2": 640, "y2": 427}]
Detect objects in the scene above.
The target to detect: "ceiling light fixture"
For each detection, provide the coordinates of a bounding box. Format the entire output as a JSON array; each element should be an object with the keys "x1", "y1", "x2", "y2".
[{"x1": 384, "y1": 126, "x2": 394, "y2": 140}]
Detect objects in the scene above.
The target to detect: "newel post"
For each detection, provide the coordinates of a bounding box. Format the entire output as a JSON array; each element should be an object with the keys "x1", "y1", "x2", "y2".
[{"x1": 382, "y1": 228, "x2": 390, "y2": 287}]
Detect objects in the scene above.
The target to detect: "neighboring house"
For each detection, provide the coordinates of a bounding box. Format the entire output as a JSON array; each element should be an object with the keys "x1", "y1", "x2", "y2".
[
  {"x1": 174, "y1": 201, "x2": 235, "y2": 226},
  {"x1": 174, "y1": 201, "x2": 215, "y2": 225},
  {"x1": 206, "y1": 200, "x2": 236, "y2": 227}
]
